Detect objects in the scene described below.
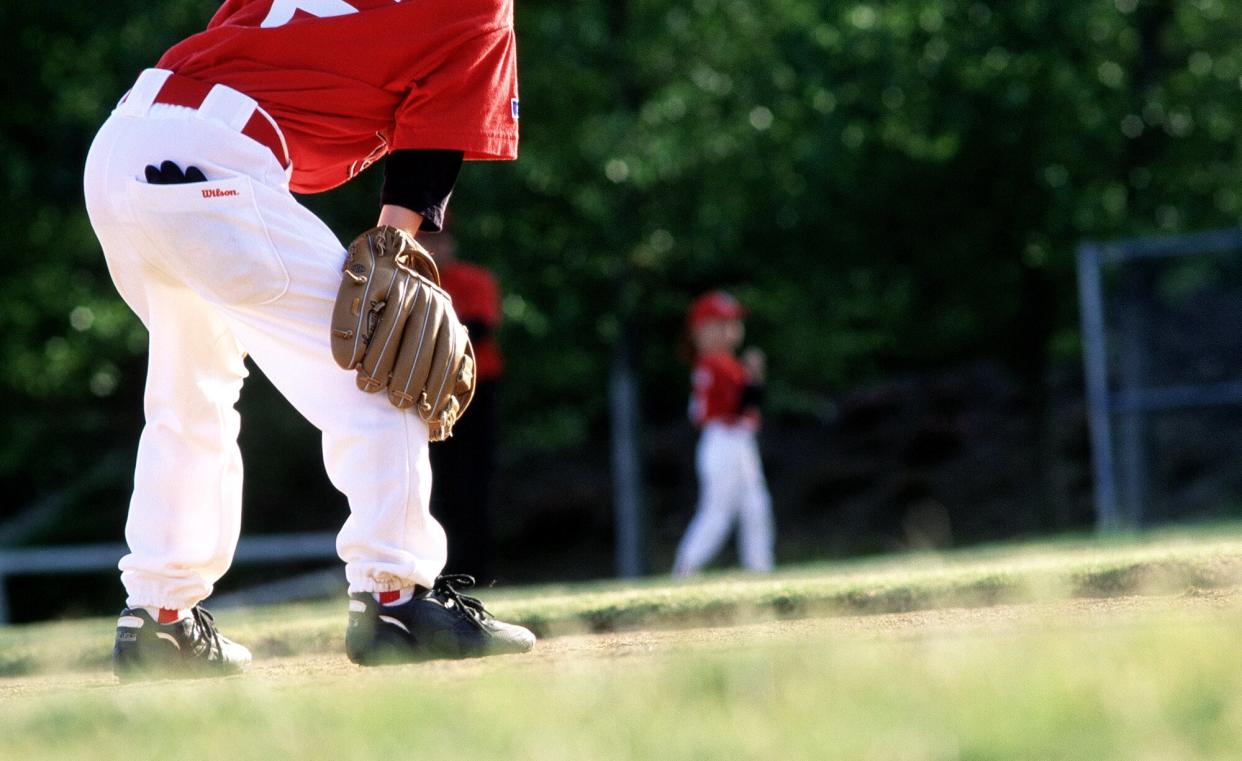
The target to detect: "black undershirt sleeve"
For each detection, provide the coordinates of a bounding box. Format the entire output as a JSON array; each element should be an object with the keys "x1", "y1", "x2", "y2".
[
  {"x1": 739, "y1": 383, "x2": 765, "y2": 413},
  {"x1": 381, "y1": 149, "x2": 464, "y2": 233},
  {"x1": 463, "y1": 320, "x2": 494, "y2": 342}
]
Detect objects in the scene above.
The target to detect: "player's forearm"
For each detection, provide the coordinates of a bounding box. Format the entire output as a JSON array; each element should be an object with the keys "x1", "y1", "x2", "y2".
[{"x1": 377, "y1": 204, "x2": 426, "y2": 239}]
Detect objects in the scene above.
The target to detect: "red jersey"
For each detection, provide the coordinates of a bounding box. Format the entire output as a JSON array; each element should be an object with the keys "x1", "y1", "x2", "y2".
[
  {"x1": 439, "y1": 260, "x2": 503, "y2": 381},
  {"x1": 157, "y1": 0, "x2": 519, "y2": 194},
  {"x1": 690, "y1": 352, "x2": 753, "y2": 427}
]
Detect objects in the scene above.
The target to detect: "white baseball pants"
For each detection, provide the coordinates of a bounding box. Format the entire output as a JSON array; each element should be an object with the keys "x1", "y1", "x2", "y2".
[
  {"x1": 83, "y1": 70, "x2": 446, "y2": 610},
  {"x1": 673, "y1": 421, "x2": 775, "y2": 575}
]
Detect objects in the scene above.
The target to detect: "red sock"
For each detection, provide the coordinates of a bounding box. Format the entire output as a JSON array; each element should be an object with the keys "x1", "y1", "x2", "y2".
[
  {"x1": 142, "y1": 607, "x2": 188, "y2": 624},
  {"x1": 375, "y1": 589, "x2": 414, "y2": 606}
]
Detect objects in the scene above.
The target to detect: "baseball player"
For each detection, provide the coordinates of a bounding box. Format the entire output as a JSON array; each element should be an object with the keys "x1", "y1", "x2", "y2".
[
  {"x1": 672, "y1": 291, "x2": 775, "y2": 577},
  {"x1": 83, "y1": 0, "x2": 534, "y2": 679}
]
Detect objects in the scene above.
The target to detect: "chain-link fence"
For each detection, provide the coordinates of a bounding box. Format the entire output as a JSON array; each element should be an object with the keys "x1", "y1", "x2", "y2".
[{"x1": 1078, "y1": 229, "x2": 1242, "y2": 529}]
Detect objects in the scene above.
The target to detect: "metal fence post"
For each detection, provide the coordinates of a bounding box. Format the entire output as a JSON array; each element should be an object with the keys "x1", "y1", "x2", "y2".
[
  {"x1": 610, "y1": 331, "x2": 647, "y2": 578},
  {"x1": 1077, "y1": 244, "x2": 1121, "y2": 530}
]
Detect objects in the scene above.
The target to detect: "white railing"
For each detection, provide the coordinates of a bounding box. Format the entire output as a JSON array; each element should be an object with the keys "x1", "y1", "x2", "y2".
[{"x1": 0, "y1": 532, "x2": 338, "y2": 625}]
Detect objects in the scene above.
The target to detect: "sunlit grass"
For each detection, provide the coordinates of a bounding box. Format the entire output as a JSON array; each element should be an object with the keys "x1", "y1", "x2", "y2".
[
  {"x1": 4, "y1": 526, "x2": 1242, "y2": 758},
  {"x1": 2, "y1": 608, "x2": 1242, "y2": 760}
]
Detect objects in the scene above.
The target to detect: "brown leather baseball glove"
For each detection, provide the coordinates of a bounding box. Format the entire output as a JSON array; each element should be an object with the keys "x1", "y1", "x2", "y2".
[{"x1": 330, "y1": 225, "x2": 475, "y2": 441}]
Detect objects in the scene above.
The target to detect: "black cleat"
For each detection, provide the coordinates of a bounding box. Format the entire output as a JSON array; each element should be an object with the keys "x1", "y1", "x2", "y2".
[
  {"x1": 112, "y1": 605, "x2": 252, "y2": 681},
  {"x1": 345, "y1": 574, "x2": 536, "y2": 665}
]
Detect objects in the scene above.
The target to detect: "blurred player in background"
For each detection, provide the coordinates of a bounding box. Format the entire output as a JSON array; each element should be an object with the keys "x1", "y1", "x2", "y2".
[
  {"x1": 673, "y1": 291, "x2": 775, "y2": 576},
  {"x1": 429, "y1": 232, "x2": 503, "y2": 581}
]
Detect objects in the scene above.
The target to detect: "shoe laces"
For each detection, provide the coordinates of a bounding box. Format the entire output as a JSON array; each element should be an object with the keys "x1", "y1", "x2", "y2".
[
  {"x1": 430, "y1": 574, "x2": 491, "y2": 623},
  {"x1": 188, "y1": 605, "x2": 224, "y2": 659}
]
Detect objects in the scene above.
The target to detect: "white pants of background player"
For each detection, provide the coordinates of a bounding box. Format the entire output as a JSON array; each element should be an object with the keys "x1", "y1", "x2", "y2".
[
  {"x1": 83, "y1": 70, "x2": 446, "y2": 611},
  {"x1": 673, "y1": 421, "x2": 775, "y2": 575}
]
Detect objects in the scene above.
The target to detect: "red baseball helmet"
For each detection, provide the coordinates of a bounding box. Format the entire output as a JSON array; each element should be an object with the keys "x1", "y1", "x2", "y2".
[{"x1": 687, "y1": 290, "x2": 745, "y2": 330}]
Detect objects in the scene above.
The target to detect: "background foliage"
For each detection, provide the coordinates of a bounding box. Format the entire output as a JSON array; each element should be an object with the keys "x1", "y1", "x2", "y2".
[{"x1": 3, "y1": 0, "x2": 1242, "y2": 608}]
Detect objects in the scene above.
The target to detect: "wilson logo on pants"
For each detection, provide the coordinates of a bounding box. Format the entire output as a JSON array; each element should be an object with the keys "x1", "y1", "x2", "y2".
[{"x1": 202, "y1": 188, "x2": 241, "y2": 199}]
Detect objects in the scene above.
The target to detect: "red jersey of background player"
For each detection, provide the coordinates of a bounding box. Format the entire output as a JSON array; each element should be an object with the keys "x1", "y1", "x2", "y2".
[
  {"x1": 690, "y1": 352, "x2": 757, "y2": 428},
  {"x1": 157, "y1": 0, "x2": 519, "y2": 194},
  {"x1": 439, "y1": 261, "x2": 503, "y2": 382}
]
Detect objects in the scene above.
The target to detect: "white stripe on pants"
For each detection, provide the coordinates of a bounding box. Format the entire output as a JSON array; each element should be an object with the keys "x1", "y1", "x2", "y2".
[
  {"x1": 83, "y1": 72, "x2": 446, "y2": 610},
  {"x1": 673, "y1": 421, "x2": 774, "y2": 575}
]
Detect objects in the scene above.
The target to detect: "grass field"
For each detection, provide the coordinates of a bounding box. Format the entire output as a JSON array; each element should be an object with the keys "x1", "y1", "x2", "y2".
[{"x1": 5, "y1": 526, "x2": 1242, "y2": 759}]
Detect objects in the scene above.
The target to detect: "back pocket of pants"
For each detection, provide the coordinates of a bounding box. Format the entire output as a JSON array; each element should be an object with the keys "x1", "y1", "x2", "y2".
[{"x1": 128, "y1": 173, "x2": 290, "y2": 306}]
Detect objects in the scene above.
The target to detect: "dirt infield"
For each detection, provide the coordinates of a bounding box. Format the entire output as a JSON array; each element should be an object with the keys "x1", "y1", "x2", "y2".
[{"x1": 2, "y1": 588, "x2": 1236, "y2": 700}]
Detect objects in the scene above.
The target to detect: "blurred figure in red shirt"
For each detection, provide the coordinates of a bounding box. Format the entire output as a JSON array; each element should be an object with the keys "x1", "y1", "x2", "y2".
[
  {"x1": 673, "y1": 291, "x2": 774, "y2": 576},
  {"x1": 428, "y1": 233, "x2": 504, "y2": 581}
]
